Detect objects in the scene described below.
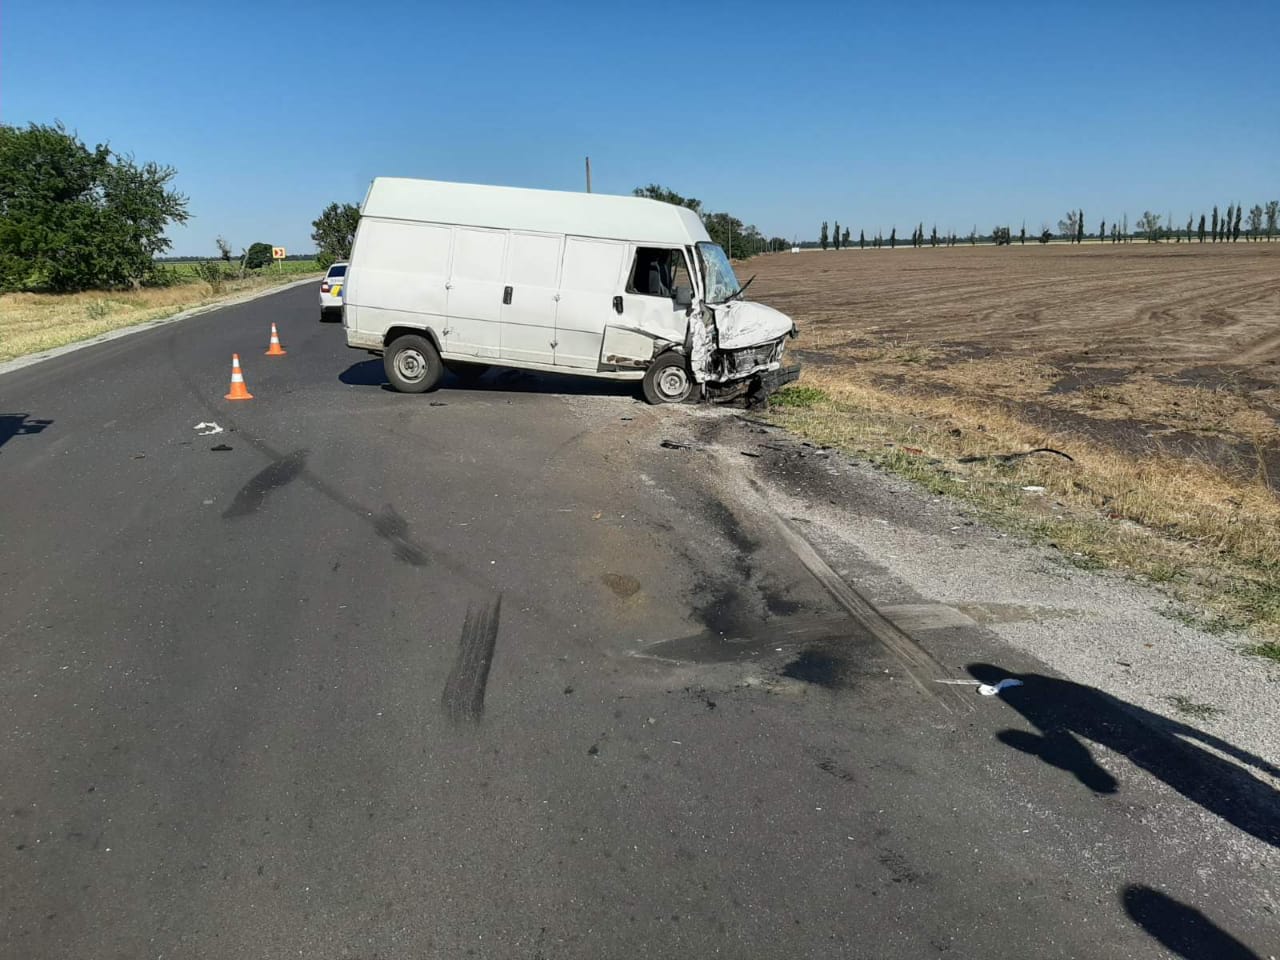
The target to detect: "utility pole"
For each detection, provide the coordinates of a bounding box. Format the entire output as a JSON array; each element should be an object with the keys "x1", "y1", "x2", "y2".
[{"x1": 584, "y1": 157, "x2": 592, "y2": 193}]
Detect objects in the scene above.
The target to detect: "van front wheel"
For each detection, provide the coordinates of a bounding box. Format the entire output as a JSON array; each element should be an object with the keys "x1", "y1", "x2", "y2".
[
  {"x1": 642, "y1": 353, "x2": 694, "y2": 405},
  {"x1": 384, "y1": 334, "x2": 444, "y2": 393}
]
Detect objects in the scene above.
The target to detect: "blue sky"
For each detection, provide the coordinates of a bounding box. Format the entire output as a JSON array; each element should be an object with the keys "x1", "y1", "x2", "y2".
[{"x1": 4, "y1": 0, "x2": 1277, "y2": 255}]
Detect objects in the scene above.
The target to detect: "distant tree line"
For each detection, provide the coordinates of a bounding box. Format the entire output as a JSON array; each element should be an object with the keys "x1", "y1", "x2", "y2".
[{"x1": 806, "y1": 198, "x2": 1277, "y2": 250}]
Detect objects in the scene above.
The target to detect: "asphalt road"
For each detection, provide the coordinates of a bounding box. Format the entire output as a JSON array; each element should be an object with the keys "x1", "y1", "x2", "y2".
[{"x1": 1, "y1": 284, "x2": 1274, "y2": 959}]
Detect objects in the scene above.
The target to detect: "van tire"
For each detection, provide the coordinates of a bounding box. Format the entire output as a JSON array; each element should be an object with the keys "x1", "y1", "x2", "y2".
[
  {"x1": 642, "y1": 353, "x2": 694, "y2": 405},
  {"x1": 384, "y1": 334, "x2": 444, "y2": 393}
]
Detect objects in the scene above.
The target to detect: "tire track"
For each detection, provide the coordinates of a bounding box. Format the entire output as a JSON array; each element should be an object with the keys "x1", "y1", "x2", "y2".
[{"x1": 441, "y1": 595, "x2": 503, "y2": 723}]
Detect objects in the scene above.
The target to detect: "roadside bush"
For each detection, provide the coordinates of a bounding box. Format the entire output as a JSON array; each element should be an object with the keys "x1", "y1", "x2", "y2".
[
  {"x1": 769, "y1": 385, "x2": 829, "y2": 409},
  {"x1": 191, "y1": 260, "x2": 229, "y2": 293},
  {"x1": 244, "y1": 242, "x2": 274, "y2": 270}
]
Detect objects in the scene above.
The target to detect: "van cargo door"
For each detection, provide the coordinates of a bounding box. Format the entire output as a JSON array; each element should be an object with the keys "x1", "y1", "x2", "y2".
[
  {"x1": 555, "y1": 237, "x2": 627, "y2": 370},
  {"x1": 499, "y1": 232, "x2": 562, "y2": 366},
  {"x1": 445, "y1": 227, "x2": 508, "y2": 359}
]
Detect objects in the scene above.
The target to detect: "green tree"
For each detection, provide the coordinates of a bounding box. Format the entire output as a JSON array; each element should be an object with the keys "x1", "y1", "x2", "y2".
[
  {"x1": 833, "y1": 220, "x2": 840, "y2": 250},
  {"x1": 1266, "y1": 201, "x2": 1278, "y2": 241},
  {"x1": 1232, "y1": 204, "x2": 1242, "y2": 241},
  {"x1": 310, "y1": 201, "x2": 360, "y2": 269},
  {"x1": 859, "y1": 229, "x2": 865, "y2": 249},
  {"x1": 842, "y1": 226, "x2": 850, "y2": 246},
  {"x1": 632, "y1": 184, "x2": 702, "y2": 215},
  {"x1": 244, "y1": 242, "x2": 275, "y2": 270},
  {"x1": 931, "y1": 224, "x2": 939, "y2": 247},
  {"x1": 0, "y1": 122, "x2": 189, "y2": 292},
  {"x1": 819, "y1": 221, "x2": 829, "y2": 250},
  {"x1": 889, "y1": 227, "x2": 896, "y2": 249},
  {"x1": 1225, "y1": 204, "x2": 1234, "y2": 241},
  {"x1": 703, "y1": 212, "x2": 744, "y2": 256},
  {"x1": 1185, "y1": 214, "x2": 1192, "y2": 243},
  {"x1": 1136, "y1": 211, "x2": 1161, "y2": 241},
  {"x1": 1019, "y1": 222, "x2": 1026, "y2": 245},
  {"x1": 1198, "y1": 213, "x2": 1206, "y2": 242},
  {"x1": 1077, "y1": 209, "x2": 1084, "y2": 244},
  {"x1": 1098, "y1": 219, "x2": 1104, "y2": 244},
  {"x1": 1247, "y1": 205, "x2": 1263, "y2": 240},
  {"x1": 1211, "y1": 207, "x2": 1218, "y2": 242}
]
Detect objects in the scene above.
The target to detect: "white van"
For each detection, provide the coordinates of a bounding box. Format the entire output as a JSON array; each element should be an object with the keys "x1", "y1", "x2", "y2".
[{"x1": 343, "y1": 178, "x2": 799, "y2": 403}]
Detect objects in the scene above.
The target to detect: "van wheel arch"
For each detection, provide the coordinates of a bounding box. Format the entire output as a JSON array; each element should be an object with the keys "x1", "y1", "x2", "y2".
[{"x1": 383, "y1": 325, "x2": 442, "y2": 355}]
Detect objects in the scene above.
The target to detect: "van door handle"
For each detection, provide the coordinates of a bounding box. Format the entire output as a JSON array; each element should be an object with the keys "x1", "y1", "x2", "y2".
[
  {"x1": 503, "y1": 285, "x2": 513, "y2": 305},
  {"x1": 612, "y1": 295, "x2": 623, "y2": 314}
]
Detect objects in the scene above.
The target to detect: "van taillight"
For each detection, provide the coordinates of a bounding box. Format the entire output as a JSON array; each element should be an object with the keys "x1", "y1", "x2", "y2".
[{"x1": 321, "y1": 282, "x2": 330, "y2": 292}]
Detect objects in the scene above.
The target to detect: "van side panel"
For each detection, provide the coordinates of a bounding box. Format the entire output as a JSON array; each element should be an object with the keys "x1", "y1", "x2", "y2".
[
  {"x1": 347, "y1": 218, "x2": 451, "y2": 341},
  {"x1": 555, "y1": 238, "x2": 627, "y2": 370},
  {"x1": 500, "y1": 231, "x2": 562, "y2": 366},
  {"x1": 446, "y1": 227, "x2": 508, "y2": 359}
]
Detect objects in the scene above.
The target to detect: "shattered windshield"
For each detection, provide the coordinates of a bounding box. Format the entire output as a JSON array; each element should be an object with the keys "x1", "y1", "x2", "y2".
[{"x1": 696, "y1": 242, "x2": 741, "y2": 303}]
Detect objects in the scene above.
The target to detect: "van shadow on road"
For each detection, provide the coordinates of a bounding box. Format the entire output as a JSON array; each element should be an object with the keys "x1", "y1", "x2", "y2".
[
  {"x1": 338, "y1": 358, "x2": 641, "y2": 399},
  {"x1": 0, "y1": 413, "x2": 53, "y2": 452},
  {"x1": 968, "y1": 663, "x2": 1280, "y2": 849}
]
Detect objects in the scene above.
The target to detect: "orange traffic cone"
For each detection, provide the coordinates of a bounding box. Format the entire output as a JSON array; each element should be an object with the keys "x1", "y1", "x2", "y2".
[
  {"x1": 264, "y1": 322, "x2": 287, "y2": 356},
  {"x1": 225, "y1": 354, "x2": 253, "y2": 400}
]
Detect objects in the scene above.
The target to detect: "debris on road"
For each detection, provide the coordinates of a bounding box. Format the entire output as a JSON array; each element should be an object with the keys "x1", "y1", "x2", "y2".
[
  {"x1": 958, "y1": 447, "x2": 1073, "y2": 464},
  {"x1": 1021, "y1": 485, "x2": 1047, "y2": 493},
  {"x1": 210, "y1": 443, "x2": 233, "y2": 452},
  {"x1": 740, "y1": 451, "x2": 761, "y2": 458},
  {"x1": 660, "y1": 439, "x2": 694, "y2": 450},
  {"x1": 193, "y1": 422, "x2": 223, "y2": 436},
  {"x1": 978, "y1": 678, "x2": 1024, "y2": 696}
]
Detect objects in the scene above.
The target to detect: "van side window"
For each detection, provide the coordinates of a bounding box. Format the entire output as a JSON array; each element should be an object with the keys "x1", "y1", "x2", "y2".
[{"x1": 627, "y1": 247, "x2": 687, "y2": 299}]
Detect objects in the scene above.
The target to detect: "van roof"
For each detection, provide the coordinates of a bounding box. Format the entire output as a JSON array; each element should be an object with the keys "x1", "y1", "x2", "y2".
[{"x1": 361, "y1": 177, "x2": 711, "y2": 247}]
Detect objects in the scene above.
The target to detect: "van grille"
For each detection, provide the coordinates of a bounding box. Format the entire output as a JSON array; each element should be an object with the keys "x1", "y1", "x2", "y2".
[{"x1": 719, "y1": 338, "x2": 785, "y2": 379}]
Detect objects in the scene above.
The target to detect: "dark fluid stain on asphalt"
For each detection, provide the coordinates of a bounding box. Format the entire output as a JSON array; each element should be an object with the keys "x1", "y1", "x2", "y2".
[
  {"x1": 442, "y1": 595, "x2": 503, "y2": 723},
  {"x1": 372, "y1": 504, "x2": 428, "y2": 566},
  {"x1": 782, "y1": 648, "x2": 848, "y2": 688},
  {"x1": 222, "y1": 449, "x2": 308, "y2": 518},
  {"x1": 703, "y1": 499, "x2": 759, "y2": 556},
  {"x1": 601, "y1": 572, "x2": 641, "y2": 599}
]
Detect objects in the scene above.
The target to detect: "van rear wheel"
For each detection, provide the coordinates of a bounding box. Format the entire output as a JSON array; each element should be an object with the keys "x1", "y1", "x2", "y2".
[
  {"x1": 642, "y1": 353, "x2": 694, "y2": 405},
  {"x1": 384, "y1": 334, "x2": 444, "y2": 393}
]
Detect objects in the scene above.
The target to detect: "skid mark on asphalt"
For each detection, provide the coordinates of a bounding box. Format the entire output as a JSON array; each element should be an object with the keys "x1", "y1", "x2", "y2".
[
  {"x1": 442, "y1": 595, "x2": 503, "y2": 722},
  {"x1": 222, "y1": 449, "x2": 308, "y2": 518},
  {"x1": 372, "y1": 505, "x2": 428, "y2": 566}
]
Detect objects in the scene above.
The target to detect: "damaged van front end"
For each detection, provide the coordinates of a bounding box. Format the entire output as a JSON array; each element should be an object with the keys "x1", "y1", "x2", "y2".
[{"x1": 685, "y1": 242, "x2": 800, "y2": 404}]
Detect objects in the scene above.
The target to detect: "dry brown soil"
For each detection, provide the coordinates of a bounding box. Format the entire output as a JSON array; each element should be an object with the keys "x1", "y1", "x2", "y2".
[{"x1": 749, "y1": 242, "x2": 1280, "y2": 481}]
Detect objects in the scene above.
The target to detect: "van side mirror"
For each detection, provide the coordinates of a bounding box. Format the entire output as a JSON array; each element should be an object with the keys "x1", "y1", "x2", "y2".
[{"x1": 674, "y1": 285, "x2": 693, "y2": 308}]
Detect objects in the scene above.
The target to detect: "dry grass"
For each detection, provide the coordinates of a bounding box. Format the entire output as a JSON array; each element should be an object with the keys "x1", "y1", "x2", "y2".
[
  {"x1": 767, "y1": 365, "x2": 1280, "y2": 638},
  {"x1": 0, "y1": 270, "x2": 319, "y2": 363}
]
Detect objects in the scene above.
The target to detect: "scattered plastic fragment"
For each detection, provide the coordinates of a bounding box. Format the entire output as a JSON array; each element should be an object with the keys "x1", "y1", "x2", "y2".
[
  {"x1": 660, "y1": 439, "x2": 693, "y2": 450},
  {"x1": 210, "y1": 444, "x2": 233, "y2": 452},
  {"x1": 194, "y1": 421, "x2": 223, "y2": 436},
  {"x1": 1021, "y1": 485, "x2": 1046, "y2": 493},
  {"x1": 934, "y1": 679, "x2": 982, "y2": 685},
  {"x1": 978, "y1": 678, "x2": 1024, "y2": 696}
]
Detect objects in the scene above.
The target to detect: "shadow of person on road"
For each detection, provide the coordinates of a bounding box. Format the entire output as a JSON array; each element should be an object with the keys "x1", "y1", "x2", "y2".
[
  {"x1": 968, "y1": 663, "x2": 1280, "y2": 848},
  {"x1": 1123, "y1": 885, "x2": 1261, "y2": 959},
  {"x1": 0, "y1": 413, "x2": 53, "y2": 452},
  {"x1": 338, "y1": 358, "x2": 641, "y2": 399}
]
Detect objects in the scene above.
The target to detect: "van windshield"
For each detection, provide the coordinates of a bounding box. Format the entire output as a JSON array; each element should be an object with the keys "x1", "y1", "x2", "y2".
[{"x1": 696, "y1": 242, "x2": 741, "y2": 303}]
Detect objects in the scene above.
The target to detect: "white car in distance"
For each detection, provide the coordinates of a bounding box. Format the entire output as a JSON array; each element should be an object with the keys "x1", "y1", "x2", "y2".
[{"x1": 319, "y1": 261, "x2": 348, "y2": 321}]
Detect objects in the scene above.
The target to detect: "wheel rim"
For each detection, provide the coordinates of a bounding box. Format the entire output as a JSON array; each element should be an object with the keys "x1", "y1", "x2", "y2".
[
  {"x1": 395, "y1": 348, "x2": 427, "y2": 383},
  {"x1": 657, "y1": 365, "x2": 690, "y2": 401}
]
